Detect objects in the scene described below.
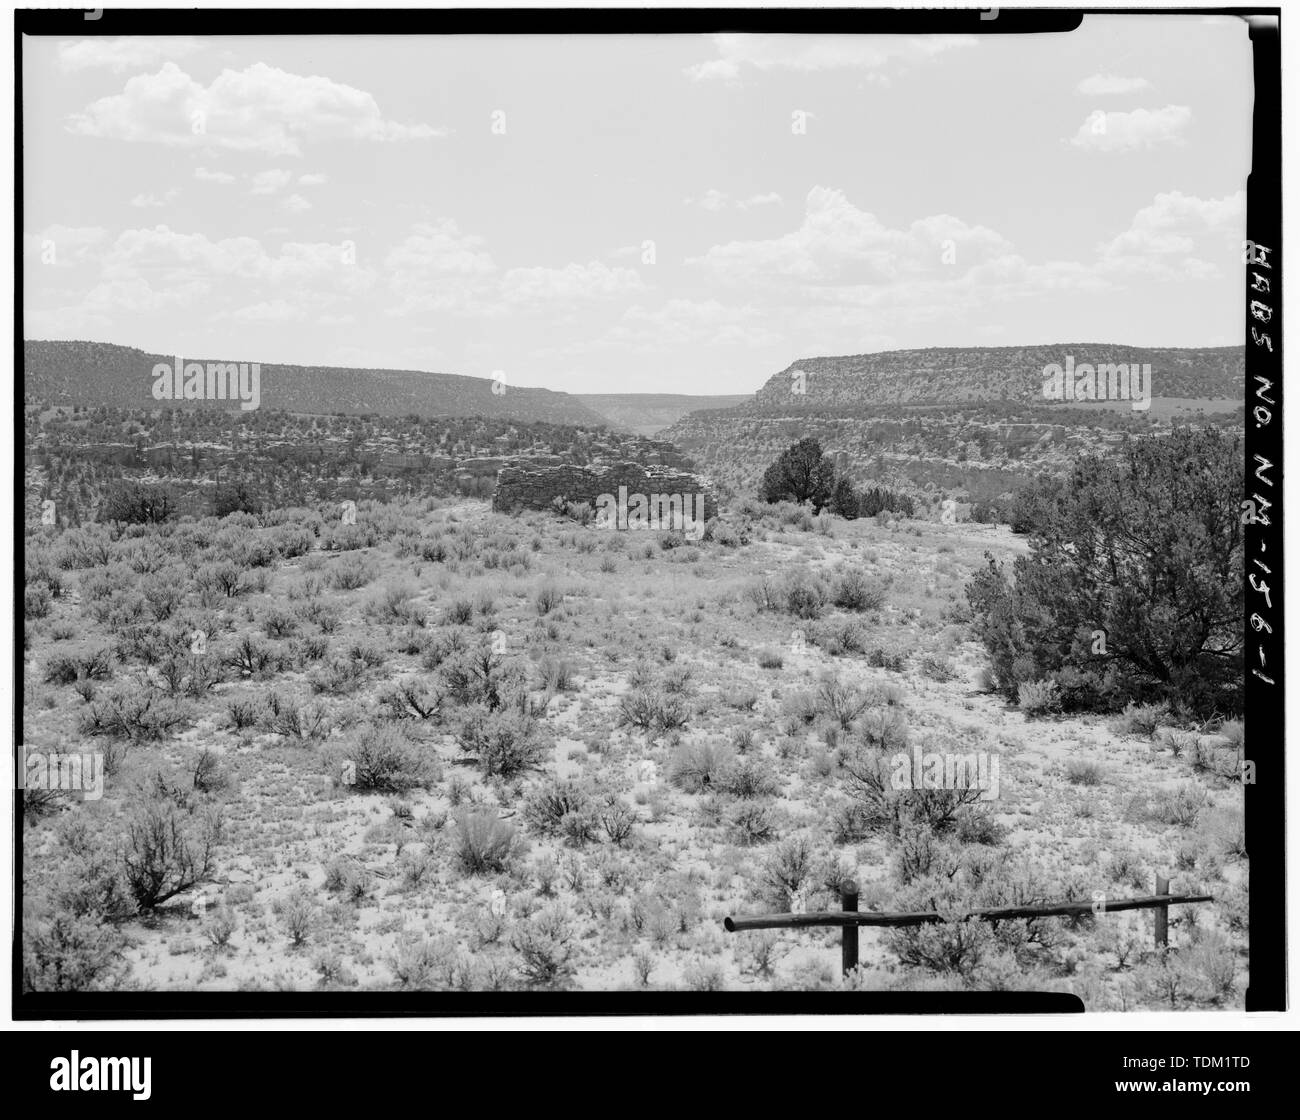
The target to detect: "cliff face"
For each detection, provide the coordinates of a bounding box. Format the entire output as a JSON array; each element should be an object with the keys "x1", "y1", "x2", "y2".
[
  {"x1": 493, "y1": 461, "x2": 716, "y2": 521},
  {"x1": 747, "y1": 344, "x2": 1243, "y2": 410}
]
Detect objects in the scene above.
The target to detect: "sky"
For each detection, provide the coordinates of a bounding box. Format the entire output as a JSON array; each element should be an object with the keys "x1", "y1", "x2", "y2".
[{"x1": 22, "y1": 16, "x2": 1254, "y2": 395}]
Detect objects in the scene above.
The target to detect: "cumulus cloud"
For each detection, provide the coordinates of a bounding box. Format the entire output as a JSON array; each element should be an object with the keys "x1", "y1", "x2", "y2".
[
  {"x1": 384, "y1": 221, "x2": 645, "y2": 317},
  {"x1": 248, "y1": 169, "x2": 293, "y2": 195},
  {"x1": 383, "y1": 219, "x2": 498, "y2": 316},
  {"x1": 130, "y1": 189, "x2": 179, "y2": 208},
  {"x1": 1068, "y1": 105, "x2": 1191, "y2": 151},
  {"x1": 57, "y1": 37, "x2": 202, "y2": 73},
  {"x1": 686, "y1": 33, "x2": 976, "y2": 82},
  {"x1": 298, "y1": 173, "x2": 328, "y2": 186},
  {"x1": 281, "y1": 194, "x2": 312, "y2": 214},
  {"x1": 1098, "y1": 190, "x2": 1244, "y2": 278},
  {"x1": 1076, "y1": 73, "x2": 1153, "y2": 96},
  {"x1": 67, "y1": 62, "x2": 444, "y2": 156},
  {"x1": 194, "y1": 166, "x2": 236, "y2": 184},
  {"x1": 685, "y1": 189, "x2": 730, "y2": 212},
  {"x1": 688, "y1": 186, "x2": 1016, "y2": 286}
]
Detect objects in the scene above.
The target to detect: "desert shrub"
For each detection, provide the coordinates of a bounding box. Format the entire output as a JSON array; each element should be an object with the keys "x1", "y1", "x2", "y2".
[
  {"x1": 760, "y1": 834, "x2": 821, "y2": 908},
  {"x1": 119, "y1": 800, "x2": 222, "y2": 910},
  {"x1": 682, "y1": 960, "x2": 727, "y2": 992},
  {"x1": 203, "y1": 906, "x2": 238, "y2": 948},
  {"x1": 534, "y1": 583, "x2": 563, "y2": 616},
  {"x1": 617, "y1": 687, "x2": 689, "y2": 735},
  {"x1": 308, "y1": 656, "x2": 368, "y2": 695},
  {"x1": 966, "y1": 429, "x2": 1243, "y2": 718},
  {"x1": 196, "y1": 561, "x2": 247, "y2": 599},
  {"x1": 262, "y1": 609, "x2": 298, "y2": 639},
  {"x1": 190, "y1": 748, "x2": 229, "y2": 794},
  {"x1": 44, "y1": 656, "x2": 82, "y2": 686},
  {"x1": 884, "y1": 880, "x2": 997, "y2": 979},
  {"x1": 781, "y1": 568, "x2": 828, "y2": 620},
  {"x1": 537, "y1": 656, "x2": 575, "y2": 692},
  {"x1": 842, "y1": 745, "x2": 984, "y2": 838},
  {"x1": 511, "y1": 905, "x2": 576, "y2": 986},
  {"x1": 226, "y1": 699, "x2": 260, "y2": 730},
  {"x1": 523, "y1": 779, "x2": 593, "y2": 836},
  {"x1": 1110, "y1": 701, "x2": 1171, "y2": 738},
  {"x1": 893, "y1": 824, "x2": 955, "y2": 885},
  {"x1": 444, "y1": 598, "x2": 475, "y2": 625},
  {"x1": 716, "y1": 756, "x2": 780, "y2": 799},
  {"x1": 25, "y1": 583, "x2": 54, "y2": 619},
  {"x1": 817, "y1": 677, "x2": 877, "y2": 731},
  {"x1": 669, "y1": 741, "x2": 733, "y2": 793},
  {"x1": 367, "y1": 583, "x2": 426, "y2": 627},
  {"x1": 139, "y1": 570, "x2": 188, "y2": 620},
  {"x1": 291, "y1": 635, "x2": 330, "y2": 666},
  {"x1": 22, "y1": 911, "x2": 127, "y2": 992},
  {"x1": 345, "y1": 724, "x2": 437, "y2": 793},
  {"x1": 727, "y1": 801, "x2": 777, "y2": 846},
  {"x1": 456, "y1": 706, "x2": 549, "y2": 778},
  {"x1": 261, "y1": 693, "x2": 333, "y2": 742},
  {"x1": 439, "y1": 644, "x2": 524, "y2": 710},
  {"x1": 833, "y1": 569, "x2": 885, "y2": 611},
  {"x1": 858, "y1": 705, "x2": 909, "y2": 753},
  {"x1": 597, "y1": 796, "x2": 637, "y2": 845},
  {"x1": 224, "y1": 634, "x2": 282, "y2": 678},
  {"x1": 1217, "y1": 719, "x2": 1245, "y2": 752},
  {"x1": 275, "y1": 890, "x2": 317, "y2": 947},
  {"x1": 455, "y1": 811, "x2": 523, "y2": 875},
  {"x1": 757, "y1": 649, "x2": 784, "y2": 670},
  {"x1": 1153, "y1": 727, "x2": 1197, "y2": 758},
  {"x1": 324, "y1": 859, "x2": 373, "y2": 904},
  {"x1": 154, "y1": 653, "x2": 222, "y2": 698},
  {"x1": 1181, "y1": 930, "x2": 1239, "y2": 1003},
  {"x1": 80, "y1": 690, "x2": 189, "y2": 742},
  {"x1": 866, "y1": 646, "x2": 906, "y2": 673},
  {"x1": 1065, "y1": 760, "x2": 1104, "y2": 786},
  {"x1": 1017, "y1": 678, "x2": 1061, "y2": 716},
  {"x1": 1153, "y1": 783, "x2": 1210, "y2": 827},
  {"x1": 920, "y1": 654, "x2": 958, "y2": 683},
  {"x1": 387, "y1": 935, "x2": 455, "y2": 989},
  {"x1": 379, "y1": 679, "x2": 443, "y2": 722},
  {"x1": 328, "y1": 554, "x2": 373, "y2": 590},
  {"x1": 815, "y1": 618, "x2": 867, "y2": 657}
]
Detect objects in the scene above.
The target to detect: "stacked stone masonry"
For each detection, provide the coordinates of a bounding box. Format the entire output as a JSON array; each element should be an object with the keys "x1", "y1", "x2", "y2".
[{"x1": 493, "y1": 461, "x2": 716, "y2": 522}]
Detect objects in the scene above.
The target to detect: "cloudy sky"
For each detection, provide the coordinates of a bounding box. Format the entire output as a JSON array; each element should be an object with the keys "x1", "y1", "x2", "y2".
[{"x1": 23, "y1": 15, "x2": 1253, "y2": 394}]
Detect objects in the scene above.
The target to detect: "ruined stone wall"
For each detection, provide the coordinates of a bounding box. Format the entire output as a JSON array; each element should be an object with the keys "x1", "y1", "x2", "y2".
[{"x1": 493, "y1": 461, "x2": 716, "y2": 521}]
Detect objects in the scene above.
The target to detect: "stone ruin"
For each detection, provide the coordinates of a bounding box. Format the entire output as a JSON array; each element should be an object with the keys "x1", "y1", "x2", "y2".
[{"x1": 493, "y1": 460, "x2": 716, "y2": 522}]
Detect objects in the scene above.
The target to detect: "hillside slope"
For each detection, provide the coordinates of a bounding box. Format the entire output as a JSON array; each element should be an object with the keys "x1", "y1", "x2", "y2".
[
  {"x1": 24, "y1": 340, "x2": 607, "y2": 427},
  {"x1": 663, "y1": 344, "x2": 1244, "y2": 501},
  {"x1": 749, "y1": 344, "x2": 1243, "y2": 410}
]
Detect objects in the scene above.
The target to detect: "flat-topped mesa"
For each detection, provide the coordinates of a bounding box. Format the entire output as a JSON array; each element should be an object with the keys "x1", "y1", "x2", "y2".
[{"x1": 493, "y1": 461, "x2": 716, "y2": 522}]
